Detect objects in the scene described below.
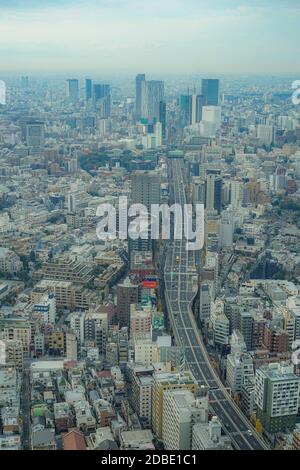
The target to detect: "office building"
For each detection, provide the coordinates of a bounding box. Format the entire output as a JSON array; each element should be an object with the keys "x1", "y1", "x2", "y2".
[
  {"x1": 151, "y1": 370, "x2": 198, "y2": 439},
  {"x1": 257, "y1": 124, "x2": 274, "y2": 146},
  {"x1": 201, "y1": 79, "x2": 219, "y2": 106},
  {"x1": 205, "y1": 170, "x2": 222, "y2": 214},
  {"x1": 179, "y1": 94, "x2": 205, "y2": 127},
  {"x1": 141, "y1": 80, "x2": 164, "y2": 123},
  {"x1": 129, "y1": 365, "x2": 154, "y2": 428},
  {"x1": 135, "y1": 74, "x2": 146, "y2": 119},
  {"x1": 93, "y1": 84, "x2": 111, "y2": 118},
  {"x1": 117, "y1": 278, "x2": 140, "y2": 328},
  {"x1": 159, "y1": 100, "x2": 167, "y2": 142},
  {"x1": 67, "y1": 193, "x2": 76, "y2": 214},
  {"x1": 130, "y1": 170, "x2": 161, "y2": 253},
  {"x1": 226, "y1": 352, "x2": 254, "y2": 394},
  {"x1": 85, "y1": 78, "x2": 92, "y2": 101},
  {"x1": 66, "y1": 79, "x2": 79, "y2": 101},
  {"x1": 255, "y1": 362, "x2": 300, "y2": 433},
  {"x1": 162, "y1": 390, "x2": 208, "y2": 450},
  {"x1": 25, "y1": 121, "x2": 45, "y2": 148}
]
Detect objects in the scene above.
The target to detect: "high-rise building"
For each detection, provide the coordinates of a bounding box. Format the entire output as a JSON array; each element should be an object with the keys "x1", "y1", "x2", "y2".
[
  {"x1": 135, "y1": 74, "x2": 146, "y2": 119},
  {"x1": 201, "y1": 79, "x2": 219, "y2": 106},
  {"x1": 205, "y1": 170, "x2": 222, "y2": 214},
  {"x1": 129, "y1": 170, "x2": 161, "y2": 253},
  {"x1": 151, "y1": 370, "x2": 198, "y2": 439},
  {"x1": 84, "y1": 311, "x2": 108, "y2": 354},
  {"x1": 131, "y1": 170, "x2": 160, "y2": 209},
  {"x1": 66, "y1": 79, "x2": 79, "y2": 101},
  {"x1": 130, "y1": 304, "x2": 152, "y2": 338},
  {"x1": 25, "y1": 121, "x2": 45, "y2": 148},
  {"x1": 179, "y1": 94, "x2": 191, "y2": 127},
  {"x1": 196, "y1": 94, "x2": 205, "y2": 122},
  {"x1": 162, "y1": 390, "x2": 208, "y2": 450},
  {"x1": 255, "y1": 362, "x2": 300, "y2": 433},
  {"x1": 130, "y1": 365, "x2": 153, "y2": 428},
  {"x1": 238, "y1": 311, "x2": 254, "y2": 351},
  {"x1": 93, "y1": 84, "x2": 111, "y2": 118},
  {"x1": 67, "y1": 193, "x2": 76, "y2": 214},
  {"x1": 159, "y1": 101, "x2": 167, "y2": 142},
  {"x1": 257, "y1": 124, "x2": 274, "y2": 146},
  {"x1": 116, "y1": 277, "x2": 140, "y2": 328},
  {"x1": 179, "y1": 94, "x2": 205, "y2": 127},
  {"x1": 141, "y1": 80, "x2": 164, "y2": 123},
  {"x1": 230, "y1": 180, "x2": 243, "y2": 209},
  {"x1": 199, "y1": 283, "x2": 212, "y2": 323},
  {"x1": 226, "y1": 352, "x2": 254, "y2": 394},
  {"x1": 66, "y1": 332, "x2": 78, "y2": 361},
  {"x1": 202, "y1": 106, "x2": 221, "y2": 129},
  {"x1": 85, "y1": 79, "x2": 92, "y2": 101}
]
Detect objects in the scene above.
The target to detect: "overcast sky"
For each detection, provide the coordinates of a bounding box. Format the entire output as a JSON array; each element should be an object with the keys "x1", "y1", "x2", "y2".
[{"x1": 0, "y1": 0, "x2": 299, "y2": 75}]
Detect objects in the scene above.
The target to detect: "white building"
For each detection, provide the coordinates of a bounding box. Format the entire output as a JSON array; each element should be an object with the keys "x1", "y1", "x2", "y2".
[
  {"x1": 134, "y1": 336, "x2": 159, "y2": 366},
  {"x1": 32, "y1": 293, "x2": 56, "y2": 325},
  {"x1": 162, "y1": 390, "x2": 208, "y2": 450},
  {"x1": 200, "y1": 106, "x2": 222, "y2": 137},
  {"x1": 192, "y1": 416, "x2": 231, "y2": 450},
  {"x1": 226, "y1": 352, "x2": 254, "y2": 394},
  {"x1": 257, "y1": 124, "x2": 274, "y2": 146},
  {"x1": 66, "y1": 332, "x2": 77, "y2": 361}
]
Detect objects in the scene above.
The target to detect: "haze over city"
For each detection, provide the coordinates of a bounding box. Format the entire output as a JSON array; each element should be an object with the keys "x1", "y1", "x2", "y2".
[{"x1": 0, "y1": 0, "x2": 300, "y2": 74}]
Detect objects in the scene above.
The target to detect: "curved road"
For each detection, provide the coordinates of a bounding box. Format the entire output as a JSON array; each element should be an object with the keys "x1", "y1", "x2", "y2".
[{"x1": 163, "y1": 157, "x2": 268, "y2": 451}]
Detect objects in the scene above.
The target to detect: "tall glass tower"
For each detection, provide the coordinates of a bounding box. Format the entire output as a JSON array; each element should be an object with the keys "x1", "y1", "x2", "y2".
[{"x1": 201, "y1": 79, "x2": 220, "y2": 106}]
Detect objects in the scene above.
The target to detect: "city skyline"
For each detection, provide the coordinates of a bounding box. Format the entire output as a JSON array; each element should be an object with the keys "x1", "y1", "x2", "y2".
[{"x1": 0, "y1": 0, "x2": 300, "y2": 74}]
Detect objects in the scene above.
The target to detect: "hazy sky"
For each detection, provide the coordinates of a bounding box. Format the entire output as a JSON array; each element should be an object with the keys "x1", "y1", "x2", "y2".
[{"x1": 0, "y1": 0, "x2": 299, "y2": 75}]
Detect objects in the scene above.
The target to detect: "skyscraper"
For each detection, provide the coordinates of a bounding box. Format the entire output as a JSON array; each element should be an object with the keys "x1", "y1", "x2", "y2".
[
  {"x1": 135, "y1": 74, "x2": 146, "y2": 119},
  {"x1": 159, "y1": 101, "x2": 167, "y2": 143},
  {"x1": 201, "y1": 79, "x2": 220, "y2": 106},
  {"x1": 141, "y1": 80, "x2": 164, "y2": 123},
  {"x1": 85, "y1": 79, "x2": 92, "y2": 101},
  {"x1": 131, "y1": 170, "x2": 160, "y2": 210},
  {"x1": 66, "y1": 79, "x2": 79, "y2": 101},
  {"x1": 205, "y1": 170, "x2": 222, "y2": 214},
  {"x1": 117, "y1": 277, "x2": 140, "y2": 328},
  {"x1": 196, "y1": 94, "x2": 206, "y2": 122},
  {"x1": 179, "y1": 94, "x2": 192, "y2": 127},
  {"x1": 93, "y1": 84, "x2": 111, "y2": 118},
  {"x1": 179, "y1": 94, "x2": 205, "y2": 126},
  {"x1": 129, "y1": 170, "x2": 161, "y2": 254}
]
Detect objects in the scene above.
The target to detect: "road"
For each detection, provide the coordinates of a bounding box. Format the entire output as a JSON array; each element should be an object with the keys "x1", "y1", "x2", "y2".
[{"x1": 163, "y1": 157, "x2": 268, "y2": 451}]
